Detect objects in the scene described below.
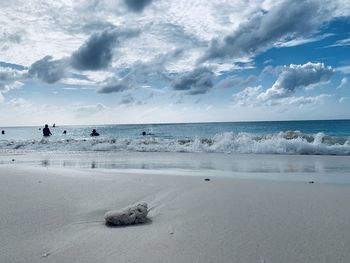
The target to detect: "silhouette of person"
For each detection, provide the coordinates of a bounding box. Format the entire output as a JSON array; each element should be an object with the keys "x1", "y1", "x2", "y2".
[
  {"x1": 53, "y1": 123, "x2": 56, "y2": 128},
  {"x1": 63, "y1": 130, "x2": 67, "y2": 135},
  {"x1": 142, "y1": 131, "x2": 146, "y2": 136},
  {"x1": 1, "y1": 130, "x2": 5, "y2": 135},
  {"x1": 43, "y1": 124, "x2": 52, "y2": 137},
  {"x1": 90, "y1": 129, "x2": 100, "y2": 136}
]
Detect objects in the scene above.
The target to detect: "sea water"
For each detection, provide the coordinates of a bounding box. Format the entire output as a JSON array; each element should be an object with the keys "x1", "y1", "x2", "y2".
[{"x1": 0, "y1": 119, "x2": 350, "y2": 155}]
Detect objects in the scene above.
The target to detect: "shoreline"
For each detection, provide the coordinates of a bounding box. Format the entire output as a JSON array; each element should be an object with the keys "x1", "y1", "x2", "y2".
[{"x1": 1, "y1": 151, "x2": 350, "y2": 184}]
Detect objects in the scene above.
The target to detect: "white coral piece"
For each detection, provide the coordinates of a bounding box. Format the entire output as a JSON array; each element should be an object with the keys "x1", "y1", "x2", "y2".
[{"x1": 104, "y1": 203, "x2": 148, "y2": 226}]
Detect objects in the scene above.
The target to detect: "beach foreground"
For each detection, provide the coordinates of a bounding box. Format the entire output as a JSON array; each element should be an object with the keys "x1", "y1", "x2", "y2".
[{"x1": 1, "y1": 157, "x2": 350, "y2": 262}]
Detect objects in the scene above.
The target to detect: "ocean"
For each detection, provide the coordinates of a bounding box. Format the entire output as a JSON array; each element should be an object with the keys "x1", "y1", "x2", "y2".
[{"x1": 1, "y1": 119, "x2": 350, "y2": 155}]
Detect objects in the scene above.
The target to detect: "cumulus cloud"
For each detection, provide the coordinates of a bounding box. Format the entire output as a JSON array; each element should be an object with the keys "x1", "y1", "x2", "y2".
[
  {"x1": 26, "y1": 26, "x2": 140, "y2": 84},
  {"x1": 232, "y1": 86, "x2": 330, "y2": 107},
  {"x1": 199, "y1": 0, "x2": 331, "y2": 62},
  {"x1": 232, "y1": 62, "x2": 334, "y2": 107},
  {"x1": 171, "y1": 67, "x2": 214, "y2": 95},
  {"x1": 123, "y1": 0, "x2": 153, "y2": 13},
  {"x1": 28, "y1": 56, "x2": 66, "y2": 83},
  {"x1": 258, "y1": 62, "x2": 334, "y2": 101}
]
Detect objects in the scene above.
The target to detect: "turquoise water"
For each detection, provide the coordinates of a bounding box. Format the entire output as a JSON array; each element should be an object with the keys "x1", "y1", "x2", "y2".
[{"x1": 0, "y1": 120, "x2": 350, "y2": 155}]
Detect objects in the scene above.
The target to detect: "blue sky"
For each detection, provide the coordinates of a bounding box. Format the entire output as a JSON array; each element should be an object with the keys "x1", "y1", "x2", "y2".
[{"x1": 0, "y1": 0, "x2": 349, "y2": 126}]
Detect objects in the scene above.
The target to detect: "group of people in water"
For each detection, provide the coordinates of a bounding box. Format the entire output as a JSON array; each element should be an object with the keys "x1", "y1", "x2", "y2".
[
  {"x1": 42, "y1": 124, "x2": 100, "y2": 137},
  {"x1": 1, "y1": 124, "x2": 148, "y2": 138}
]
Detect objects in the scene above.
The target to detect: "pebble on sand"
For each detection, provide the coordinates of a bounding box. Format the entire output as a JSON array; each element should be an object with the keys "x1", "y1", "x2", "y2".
[{"x1": 104, "y1": 203, "x2": 148, "y2": 226}]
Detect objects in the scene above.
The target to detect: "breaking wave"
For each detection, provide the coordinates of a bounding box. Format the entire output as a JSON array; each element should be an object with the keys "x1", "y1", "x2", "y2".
[{"x1": 0, "y1": 131, "x2": 350, "y2": 155}]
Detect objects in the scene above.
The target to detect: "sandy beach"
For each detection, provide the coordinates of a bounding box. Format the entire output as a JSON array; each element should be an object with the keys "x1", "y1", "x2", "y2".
[{"x1": 1, "y1": 153, "x2": 350, "y2": 263}]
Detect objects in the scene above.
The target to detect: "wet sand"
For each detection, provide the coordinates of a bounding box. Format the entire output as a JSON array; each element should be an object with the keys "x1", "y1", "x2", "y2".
[{"x1": 1, "y1": 153, "x2": 350, "y2": 262}]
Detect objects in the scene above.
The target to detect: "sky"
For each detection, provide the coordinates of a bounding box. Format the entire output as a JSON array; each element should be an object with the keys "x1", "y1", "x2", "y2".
[{"x1": 0, "y1": 0, "x2": 350, "y2": 126}]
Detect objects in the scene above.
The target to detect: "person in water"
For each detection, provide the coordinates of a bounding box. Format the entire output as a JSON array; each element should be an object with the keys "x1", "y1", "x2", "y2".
[
  {"x1": 1, "y1": 130, "x2": 5, "y2": 135},
  {"x1": 43, "y1": 124, "x2": 52, "y2": 137},
  {"x1": 63, "y1": 130, "x2": 67, "y2": 135},
  {"x1": 90, "y1": 129, "x2": 100, "y2": 136}
]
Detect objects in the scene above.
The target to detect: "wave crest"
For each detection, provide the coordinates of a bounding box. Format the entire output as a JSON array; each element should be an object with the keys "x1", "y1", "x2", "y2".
[{"x1": 1, "y1": 131, "x2": 349, "y2": 155}]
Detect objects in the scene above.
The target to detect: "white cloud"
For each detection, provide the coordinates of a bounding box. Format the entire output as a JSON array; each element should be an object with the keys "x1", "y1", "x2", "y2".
[
  {"x1": 8, "y1": 97, "x2": 32, "y2": 108},
  {"x1": 2, "y1": 0, "x2": 347, "y2": 70},
  {"x1": 232, "y1": 86, "x2": 263, "y2": 107},
  {"x1": 232, "y1": 86, "x2": 331, "y2": 107},
  {"x1": 337, "y1": 77, "x2": 348, "y2": 89},
  {"x1": 336, "y1": 66, "x2": 350, "y2": 74},
  {"x1": 339, "y1": 96, "x2": 347, "y2": 103},
  {"x1": 327, "y1": 37, "x2": 350, "y2": 47},
  {"x1": 258, "y1": 62, "x2": 333, "y2": 101},
  {"x1": 0, "y1": 67, "x2": 25, "y2": 102},
  {"x1": 232, "y1": 62, "x2": 334, "y2": 107}
]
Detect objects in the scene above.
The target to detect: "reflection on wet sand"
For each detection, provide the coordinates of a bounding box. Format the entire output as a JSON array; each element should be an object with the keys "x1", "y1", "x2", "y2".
[{"x1": 1, "y1": 152, "x2": 350, "y2": 183}]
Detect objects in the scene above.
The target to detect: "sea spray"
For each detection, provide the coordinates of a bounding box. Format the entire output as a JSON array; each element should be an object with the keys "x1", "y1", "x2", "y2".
[{"x1": 0, "y1": 131, "x2": 349, "y2": 155}]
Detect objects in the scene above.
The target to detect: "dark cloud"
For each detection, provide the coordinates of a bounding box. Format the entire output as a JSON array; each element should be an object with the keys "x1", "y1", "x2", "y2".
[
  {"x1": 0, "y1": 70, "x2": 20, "y2": 83},
  {"x1": 29, "y1": 56, "x2": 66, "y2": 83},
  {"x1": 199, "y1": 0, "x2": 330, "y2": 62},
  {"x1": 124, "y1": 0, "x2": 152, "y2": 13},
  {"x1": 70, "y1": 29, "x2": 119, "y2": 71},
  {"x1": 70, "y1": 28, "x2": 140, "y2": 71},
  {"x1": 172, "y1": 67, "x2": 214, "y2": 95},
  {"x1": 98, "y1": 78, "x2": 130, "y2": 94}
]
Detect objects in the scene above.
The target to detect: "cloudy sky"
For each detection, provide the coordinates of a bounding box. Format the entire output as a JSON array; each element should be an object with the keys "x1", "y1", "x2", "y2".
[{"x1": 1, "y1": 0, "x2": 350, "y2": 126}]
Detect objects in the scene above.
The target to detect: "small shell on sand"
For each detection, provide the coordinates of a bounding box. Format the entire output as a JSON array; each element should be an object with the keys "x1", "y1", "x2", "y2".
[{"x1": 104, "y1": 203, "x2": 148, "y2": 226}]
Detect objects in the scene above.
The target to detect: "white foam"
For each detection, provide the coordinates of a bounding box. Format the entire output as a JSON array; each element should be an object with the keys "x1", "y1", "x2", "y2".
[{"x1": 0, "y1": 131, "x2": 349, "y2": 155}]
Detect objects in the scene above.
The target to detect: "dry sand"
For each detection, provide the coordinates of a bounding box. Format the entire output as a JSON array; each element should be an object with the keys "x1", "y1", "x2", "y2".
[{"x1": 1, "y1": 162, "x2": 350, "y2": 263}]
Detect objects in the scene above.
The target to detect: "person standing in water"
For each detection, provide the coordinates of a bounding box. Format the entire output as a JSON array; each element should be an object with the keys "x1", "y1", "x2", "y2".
[
  {"x1": 43, "y1": 124, "x2": 52, "y2": 137},
  {"x1": 90, "y1": 129, "x2": 100, "y2": 136}
]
